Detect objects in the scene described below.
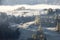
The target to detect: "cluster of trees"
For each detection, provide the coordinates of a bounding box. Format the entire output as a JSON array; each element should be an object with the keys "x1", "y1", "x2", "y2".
[
  {"x1": 8, "y1": 15, "x2": 35, "y2": 24},
  {"x1": 0, "y1": 12, "x2": 35, "y2": 40},
  {"x1": 42, "y1": 8, "x2": 60, "y2": 27},
  {"x1": 0, "y1": 12, "x2": 35, "y2": 24},
  {"x1": 0, "y1": 12, "x2": 20, "y2": 40},
  {"x1": 44, "y1": 8, "x2": 60, "y2": 15}
]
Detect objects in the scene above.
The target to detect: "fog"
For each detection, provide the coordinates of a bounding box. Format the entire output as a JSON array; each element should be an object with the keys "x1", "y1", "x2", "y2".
[{"x1": 0, "y1": 4, "x2": 60, "y2": 12}]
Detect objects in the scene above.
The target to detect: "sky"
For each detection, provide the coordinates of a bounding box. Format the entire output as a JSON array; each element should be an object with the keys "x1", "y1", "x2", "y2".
[{"x1": 1, "y1": 0, "x2": 59, "y2": 5}]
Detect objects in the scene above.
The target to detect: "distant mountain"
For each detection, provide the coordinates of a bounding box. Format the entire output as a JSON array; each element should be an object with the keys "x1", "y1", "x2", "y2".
[{"x1": 1, "y1": 0, "x2": 60, "y2": 5}]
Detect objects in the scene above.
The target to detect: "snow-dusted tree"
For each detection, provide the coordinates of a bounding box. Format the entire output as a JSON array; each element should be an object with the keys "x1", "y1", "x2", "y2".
[{"x1": 34, "y1": 15, "x2": 40, "y2": 26}]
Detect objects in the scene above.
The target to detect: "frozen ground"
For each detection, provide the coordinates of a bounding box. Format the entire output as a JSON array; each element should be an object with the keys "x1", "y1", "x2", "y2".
[
  {"x1": 13, "y1": 21, "x2": 60, "y2": 40},
  {"x1": 18, "y1": 21, "x2": 37, "y2": 40}
]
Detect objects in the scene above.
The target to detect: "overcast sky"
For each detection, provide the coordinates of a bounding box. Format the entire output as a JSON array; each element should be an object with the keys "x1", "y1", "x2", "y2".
[{"x1": 0, "y1": 0, "x2": 59, "y2": 5}]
